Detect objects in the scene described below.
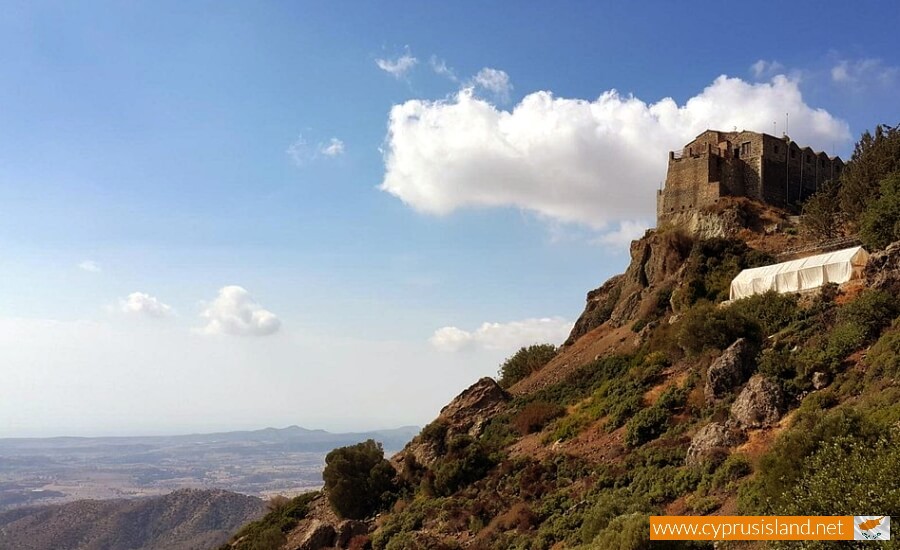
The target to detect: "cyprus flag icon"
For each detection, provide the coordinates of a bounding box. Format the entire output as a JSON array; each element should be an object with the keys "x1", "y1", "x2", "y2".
[{"x1": 854, "y1": 516, "x2": 890, "y2": 540}]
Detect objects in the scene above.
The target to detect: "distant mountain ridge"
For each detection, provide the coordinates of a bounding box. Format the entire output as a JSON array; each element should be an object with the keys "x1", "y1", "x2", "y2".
[{"x1": 0, "y1": 488, "x2": 266, "y2": 550}]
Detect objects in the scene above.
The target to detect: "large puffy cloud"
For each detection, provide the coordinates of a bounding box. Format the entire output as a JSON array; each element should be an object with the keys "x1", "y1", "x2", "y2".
[
  {"x1": 120, "y1": 292, "x2": 173, "y2": 318},
  {"x1": 380, "y1": 75, "x2": 850, "y2": 233},
  {"x1": 429, "y1": 317, "x2": 573, "y2": 353},
  {"x1": 199, "y1": 286, "x2": 281, "y2": 337}
]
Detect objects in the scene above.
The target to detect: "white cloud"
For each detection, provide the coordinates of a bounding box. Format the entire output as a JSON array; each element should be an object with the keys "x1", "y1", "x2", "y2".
[
  {"x1": 591, "y1": 220, "x2": 649, "y2": 248},
  {"x1": 750, "y1": 59, "x2": 784, "y2": 78},
  {"x1": 429, "y1": 317, "x2": 573, "y2": 353},
  {"x1": 471, "y1": 68, "x2": 512, "y2": 102},
  {"x1": 319, "y1": 138, "x2": 345, "y2": 157},
  {"x1": 831, "y1": 58, "x2": 898, "y2": 88},
  {"x1": 78, "y1": 260, "x2": 101, "y2": 273},
  {"x1": 429, "y1": 56, "x2": 458, "y2": 82},
  {"x1": 375, "y1": 50, "x2": 418, "y2": 79},
  {"x1": 380, "y1": 75, "x2": 850, "y2": 236},
  {"x1": 120, "y1": 292, "x2": 173, "y2": 318},
  {"x1": 287, "y1": 134, "x2": 345, "y2": 164},
  {"x1": 199, "y1": 286, "x2": 281, "y2": 337}
]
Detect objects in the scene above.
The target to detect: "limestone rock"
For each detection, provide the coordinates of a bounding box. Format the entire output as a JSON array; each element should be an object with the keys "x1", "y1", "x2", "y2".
[
  {"x1": 705, "y1": 338, "x2": 755, "y2": 403},
  {"x1": 293, "y1": 519, "x2": 335, "y2": 550},
  {"x1": 685, "y1": 422, "x2": 745, "y2": 466},
  {"x1": 335, "y1": 519, "x2": 369, "y2": 548},
  {"x1": 865, "y1": 240, "x2": 900, "y2": 292},
  {"x1": 730, "y1": 376, "x2": 784, "y2": 428}
]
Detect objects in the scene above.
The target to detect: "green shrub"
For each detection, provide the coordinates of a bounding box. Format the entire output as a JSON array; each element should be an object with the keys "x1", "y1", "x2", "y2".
[
  {"x1": 323, "y1": 440, "x2": 398, "y2": 519},
  {"x1": 624, "y1": 407, "x2": 669, "y2": 448},
  {"x1": 860, "y1": 172, "x2": 900, "y2": 250},
  {"x1": 836, "y1": 289, "x2": 899, "y2": 338},
  {"x1": 729, "y1": 291, "x2": 799, "y2": 336},
  {"x1": 739, "y1": 408, "x2": 881, "y2": 514},
  {"x1": 655, "y1": 385, "x2": 687, "y2": 411},
  {"x1": 867, "y1": 322, "x2": 900, "y2": 379},
  {"x1": 675, "y1": 238, "x2": 772, "y2": 307},
  {"x1": 419, "y1": 421, "x2": 448, "y2": 455},
  {"x1": 580, "y1": 513, "x2": 651, "y2": 550},
  {"x1": 839, "y1": 124, "x2": 900, "y2": 220},
  {"x1": 512, "y1": 402, "x2": 565, "y2": 435},
  {"x1": 432, "y1": 436, "x2": 496, "y2": 496},
  {"x1": 677, "y1": 302, "x2": 761, "y2": 355},
  {"x1": 710, "y1": 454, "x2": 752, "y2": 490},
  {"x1": 497, "y1": 344, "x2": 558, "y2": 388}
]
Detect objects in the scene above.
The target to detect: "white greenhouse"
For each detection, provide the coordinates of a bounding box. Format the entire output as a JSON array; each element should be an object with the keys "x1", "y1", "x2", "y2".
[{"x1": 729, "y1": 246, "x2": 870, "y2": 301}]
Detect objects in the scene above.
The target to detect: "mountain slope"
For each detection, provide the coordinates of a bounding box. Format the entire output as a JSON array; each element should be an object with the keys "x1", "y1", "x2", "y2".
[{"x1": 224, "y1": 201, "x2": 900, "y2": 549}]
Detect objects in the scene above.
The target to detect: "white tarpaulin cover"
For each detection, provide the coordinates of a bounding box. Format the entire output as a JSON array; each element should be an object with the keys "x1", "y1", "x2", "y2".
[{"x1": 730, "y1": 246, "x2": 869, "y2": 300}]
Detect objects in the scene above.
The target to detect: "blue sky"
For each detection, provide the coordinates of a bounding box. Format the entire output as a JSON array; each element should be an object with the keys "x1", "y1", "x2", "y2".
[{"x1": 1, "y1": 1, "x2": 898, "y2": 436}]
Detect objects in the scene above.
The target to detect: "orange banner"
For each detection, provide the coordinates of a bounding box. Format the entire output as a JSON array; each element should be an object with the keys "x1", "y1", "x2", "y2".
[{"x1": 650, "y1": 516, "x2": 856, "y2": 540}]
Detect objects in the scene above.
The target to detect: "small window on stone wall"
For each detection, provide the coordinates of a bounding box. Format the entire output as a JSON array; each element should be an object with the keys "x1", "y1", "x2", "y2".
[
  {"x1": 791, "y1": 149, "x2": 796, "y2": 159},
  {"x1": 774, "y1": 145, "x2": 780, "y2": 154},
  {"x1": 741, "y1": 142, "x2": 751, "y2": 156}
]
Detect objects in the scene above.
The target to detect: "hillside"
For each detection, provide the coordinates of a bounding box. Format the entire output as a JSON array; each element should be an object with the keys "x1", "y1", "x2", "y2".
[
  {"x1": 223, "y1": 126, "x2": 900, "y2": 549},
  {"x1": 0, "y1": 488, "x2": 266, "y2": 550}
]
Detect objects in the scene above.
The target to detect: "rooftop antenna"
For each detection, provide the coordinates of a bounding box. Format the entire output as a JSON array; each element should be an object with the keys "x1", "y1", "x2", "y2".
[
  {"x1": 774, "y1": 121, "x2": 777, "y2": 136},
  {"x1": 785, "y1": 112, "x2": 789, "y2": 136}
]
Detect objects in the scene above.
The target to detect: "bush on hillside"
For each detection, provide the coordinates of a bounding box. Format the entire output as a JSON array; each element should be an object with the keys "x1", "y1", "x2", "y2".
[
  {"x1": 431, "y1": 435, "x2": 496, "y2": 496},
  {"x1": 323, "y1": 440, "x2": 397, "y2": 520},
  {"x1": 624, "y1": 407, "x2": 669, "y2": 448},
  {"x1": 729, "y1": 291, "x2": 799, "y2": 336},
  {"x1": 866, "y1": 322, "x2": 900, "y2": 380},
  {"x1": 675, "y1": 238, "x2": 772, "y2": 307},
  {"x1": 839, "y1": 124, "x2": 900, "y2": 220},
  {"x1": 676, "y1": 302, "x2": 761, "y2": 355},
  {"x1": 497, "y1": 344, "x2": 558, "y2": 388},
  {"x1": 860, "y1": 171, "x2": 900, "y2": 250}
]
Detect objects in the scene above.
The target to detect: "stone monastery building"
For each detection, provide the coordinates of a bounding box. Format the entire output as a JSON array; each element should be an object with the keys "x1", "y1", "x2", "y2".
[{"x1": 657, "y1": 130, "x2": 844, "y2": 226}]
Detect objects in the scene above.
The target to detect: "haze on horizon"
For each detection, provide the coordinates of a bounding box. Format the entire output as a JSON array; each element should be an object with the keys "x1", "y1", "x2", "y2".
[{"x1": 1, "y1": 1, "x2": 898, "y2": 438}]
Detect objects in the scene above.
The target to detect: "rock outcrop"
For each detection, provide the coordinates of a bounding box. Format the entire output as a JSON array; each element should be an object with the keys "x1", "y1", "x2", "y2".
[
  {"x1": 397, "y1": 377, "x2": 510, "y2": 468},
  {"x1": 865, "y1": 240, "x2": 900, "y2": 292},
  {"x1": 685, "y1": 422, "x2": 745, "y2": 466},
  {"x1": 294, "y1": 520, "x2": 336, "y2": 550},
  {"x1": 730, "y1": 375, "x2": 785, "y2": 428},
  {"x1": 566, "y1": 230, "x2": 692, "y2": 344},
  {"x1": 705, "y1": 338, "x2": 755, "y2": 403},
  {"x1": 335, "y1": 520, "x2": 369, "y2": 547}
]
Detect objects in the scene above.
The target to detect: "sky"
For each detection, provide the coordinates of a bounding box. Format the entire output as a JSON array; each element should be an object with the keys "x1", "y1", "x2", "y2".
[{"x1": 0, "y1": 1, "x2": 898, "y2": 437}]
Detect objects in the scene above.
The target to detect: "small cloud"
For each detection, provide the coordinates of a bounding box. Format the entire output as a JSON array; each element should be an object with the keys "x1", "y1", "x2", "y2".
[
  {"x1": 120, "y1": 292, "x2": 173, "y2": 318},
  {"x1": 750, "y1": 59, "x2": 784, "y2": 79},
  {"x1": 199, "y1": 286, "x2": 280, "y2": 337},
  {"x1": 429, "y1": 317, "x2": 573, "y2": 353},
  {"x1": 375, "y1": 49, "x2": 418, "y2": 79},
  {"x1": 470, "y1": 67, "x2": 512, "y2": 102},
  {"x1": 429, "y1": 56, "x2": 458, "y2": 82},
  {"x1": 78, "y1": 260, "x2": 101, "y2": 273},
  {"x1": 319, "y1": 138, "x2": 345, "y2": 157},
  {"x1": 591, "y1": 221, "x2": 649, "y2": 248},
  {"x1": 831, "y1": 58, "x2": 898, "y2": 88},
  {"x1": 286, "y1": 134, "x2": 310, "y2": 165},
  {"x1": 287, "y1": 133, "x2": 345, "y2": 165}
]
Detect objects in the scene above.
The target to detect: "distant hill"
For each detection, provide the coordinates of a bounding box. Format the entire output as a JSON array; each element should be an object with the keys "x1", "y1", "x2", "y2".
[
  {"x1": 0, "y1": 488, "x2": 266, "y2": 550},
  {"x1": 0, "y1": 425, "x2": 420, "y2": 509}
]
